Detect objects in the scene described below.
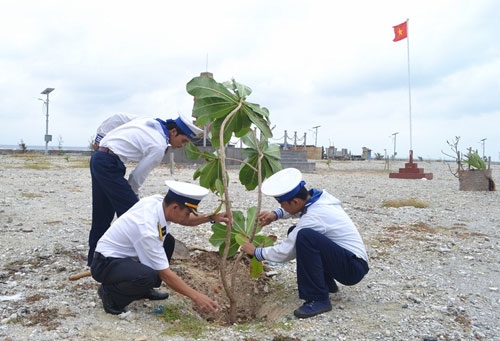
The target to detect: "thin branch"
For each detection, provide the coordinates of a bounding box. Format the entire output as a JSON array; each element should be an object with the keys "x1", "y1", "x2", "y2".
[
  {"x1": 230, "y1": 130, "x2": 264, "y2": 292},
  {"x1": 218, "y1": 100, "x2": 243, "y2": 322}
]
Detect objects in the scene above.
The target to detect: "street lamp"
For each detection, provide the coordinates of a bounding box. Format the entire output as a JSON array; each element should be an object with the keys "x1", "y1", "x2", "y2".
[
  {"x1": 480, "y1": 138, "x2": 487, "y2": 159},
  {"x1": 391, "y1": 132, "x2": 399, "y2": 159},
  {"x1": 312, "y1": 125, "x2": 321, "y2": 146},
  {"x1": 40, "y1": 88, "x2": 55, "y2": 155}
]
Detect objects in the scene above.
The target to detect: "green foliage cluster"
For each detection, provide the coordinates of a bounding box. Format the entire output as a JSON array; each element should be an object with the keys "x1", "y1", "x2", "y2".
[
  {"x1": 186, "y1": 77, "x2": 272, "y2": 147},
  {"x1": 209, "y1": 207, "x2": 275, "y2": 277},
  {"x1": 444, "y1": 136, "x2": 487, "y2": 171},
  {"x1": 185, "y1": 76, "x2": 281, "y2": 191},
  {"x1": 184, "y1": 76, "x2": 281, "y2": 265},
  {"x1": 464, "y1": 151, "x2": 486, "y2": 170}
]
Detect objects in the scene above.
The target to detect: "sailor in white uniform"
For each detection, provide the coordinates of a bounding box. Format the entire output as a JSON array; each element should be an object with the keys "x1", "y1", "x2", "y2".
[
  {"x1": 241, "y1": 168, "x2": 369, "y2": 318},
  {"x1": 88, "y1": 113, "x2": 203, "y2": 266},
  {"x1": 91, "y1": 180, "x2": 227, "y2": 315},
  {"x1": 92, "y1": 113, "x2": 137, "y2": 150}
]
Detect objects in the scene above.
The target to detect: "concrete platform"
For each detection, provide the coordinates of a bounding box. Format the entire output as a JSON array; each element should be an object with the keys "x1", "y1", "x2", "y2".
[
  {"x1": 280, "y1": 150, "x2": 316, "y2": 173},
  {"x1": 389, "y1": 150, "x2": 433, "y2": 180}
]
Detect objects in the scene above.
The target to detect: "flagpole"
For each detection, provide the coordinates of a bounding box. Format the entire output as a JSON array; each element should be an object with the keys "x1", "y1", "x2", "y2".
[
  {"x1": 389, "y1": 19, "x2": 432, "y2": 180},
  {"x1": 406, "y1": 18, "x2": 413, "y2": 153}
]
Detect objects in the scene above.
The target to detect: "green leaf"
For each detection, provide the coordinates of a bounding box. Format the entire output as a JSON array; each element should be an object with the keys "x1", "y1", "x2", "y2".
[
  {"x1": 211, "y1": 212, "x2": 240, "y2": 258},
  {"x1": 187, "y1": 76, "x2": 241, "y2": 127},
  {"x1": 261, "y1": 153, "x2": 283, "y2": 177},
  {"x1": 222, "y1": 79, "x2": 253, "y2": 100},
  {"x1": 238, "y1": 133, "x2": 282, "y2": 190},
  {"x1": 192, "y1": 98, "x2": 239, "y2": 126},
  {"x1": 234, "y1": 233, "x2": 248, "y2": 246},
  {"x1": 209, "y1": 221, "x2": 241, "y2": 258},
  {"x1": 212, "y1": 234, "x2": 240, "y2": 258},
  {"x1": 250, "y1": 257, "x2": 263, "y2": 278},
  {"x1": 253, "y1": 235, "x2": 275, "y2": 247},
  {"x1": 184, "y1": 141, "x2": 201, "y2": 160},
  {"x1": 245, "y1": 206, "x2": 258, "y2": 233},
  {"x1": 246, "y1": 101, "x2": 270, "y2": 120},
  {"x1": 211, "y1": 117, "x2": 237, "y2": 147},
  {"x1": 263, "y1": 142, "x2": 281, "y2": 159},
  {"x1": 208, "y1": 222, "x2": 229, "y2": 247},
  {"x1": 194, "y1": 158, "x2": 223, "y2": 191},
  {"x1": 220, "y1": 240, "x2": 241, "y2": 258},
  {"x1": 244, "y1": 105, "x2": 272, "y2": 138},
  {"x1": 214, "y1": 178, "x2": 225, "y2": 196},
  {"x1": 231, "y1": 211, "x2": 246, "y2": 235},
  {"x1": 186, "y1": 76, "x2": 235, "y2": 101},
  {"x1": 240, "y1": 130, "x2": 258, "y2": 149},
  {"x1": 464, "y1": 152, "x2": 486, "y2": 169},
  {"x1": 239, "y1": 162, "x2": 259, "y2": 190}
]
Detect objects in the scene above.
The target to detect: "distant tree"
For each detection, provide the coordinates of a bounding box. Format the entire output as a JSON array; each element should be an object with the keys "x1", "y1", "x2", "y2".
[{"x1": 18, "y1": 139, "x2": 27, "y2": 153}]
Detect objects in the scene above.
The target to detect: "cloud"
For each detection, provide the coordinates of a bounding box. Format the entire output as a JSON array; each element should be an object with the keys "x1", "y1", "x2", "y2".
[{"x1": 0, "y1": 0, "x2": 499, "y2": 160}]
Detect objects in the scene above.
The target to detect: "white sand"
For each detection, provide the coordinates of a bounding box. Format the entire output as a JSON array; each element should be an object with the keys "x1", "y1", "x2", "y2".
[{"x1": 1, "y1": 154, "x2": 499, "y2": 340}]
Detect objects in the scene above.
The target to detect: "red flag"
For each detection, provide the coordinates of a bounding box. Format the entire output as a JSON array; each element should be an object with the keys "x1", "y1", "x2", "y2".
[{"x1": 393, "y1": 21, "x2": 407, "y2": 42}]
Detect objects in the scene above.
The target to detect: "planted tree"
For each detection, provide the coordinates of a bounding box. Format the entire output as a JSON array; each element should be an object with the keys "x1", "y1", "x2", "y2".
[
  {"x1": 442, "y1": 136, "x2": 488, "y2": 176},
  {"x1": 185, "y1": 76, "x2": 282, "y2": 323},
  {"x1": 442, "y1": 136, "x2": 495, "y2": 191}
]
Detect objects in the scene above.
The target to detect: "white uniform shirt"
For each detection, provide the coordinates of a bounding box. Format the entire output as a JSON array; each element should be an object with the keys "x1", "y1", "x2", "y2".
[
  {"x1": 95, "y1": 195, "x2": 170, "y2": 271},
  {"x1": 95, "y1": 113, "x2": 137, "y2": 143},
  {"x1": 262, "y1": 190, "x2": 369, "y2": 264},
  {"x1": 99, "y1": 118, "x2": 169, "y2": 194}
]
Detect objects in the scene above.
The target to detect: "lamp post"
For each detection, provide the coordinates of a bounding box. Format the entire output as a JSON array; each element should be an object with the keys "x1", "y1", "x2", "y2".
[
  {"x1": 480, "y1": 138, "x2": 487, "y2": 159},
  {"x1": 312, "y1": 125, "x2": 321, "y2": 146},
  {"x1": 392, "y1": 132, "x2": 399, "y2": 159},
  {"x1": 40, "y1": 88, "x2": 55, "y2": 155}
]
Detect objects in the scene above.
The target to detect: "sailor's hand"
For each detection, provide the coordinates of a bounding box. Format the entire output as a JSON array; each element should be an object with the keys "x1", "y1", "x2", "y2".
[{"x1": 258, "y1": 211, "x2": 276, "y2": 227}]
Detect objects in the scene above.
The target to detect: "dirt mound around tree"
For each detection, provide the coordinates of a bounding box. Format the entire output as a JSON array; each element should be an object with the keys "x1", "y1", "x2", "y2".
[{"x1": 173, "y1": 250, "x2": 296, "y2": 325}]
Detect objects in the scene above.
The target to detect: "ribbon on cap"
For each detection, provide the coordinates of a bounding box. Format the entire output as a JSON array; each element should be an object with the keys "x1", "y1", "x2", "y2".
[
  {"x1": 166, "y1": 190, "x2": 201, "y2": 213},
  {"x1": 275, "y1": 180, "x2": 306, "y2": 203}
]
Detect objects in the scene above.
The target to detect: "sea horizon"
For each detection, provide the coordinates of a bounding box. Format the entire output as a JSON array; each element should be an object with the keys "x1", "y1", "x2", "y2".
[{"x1": 0, "y1": 144, "x2": 89, "y2": 151}]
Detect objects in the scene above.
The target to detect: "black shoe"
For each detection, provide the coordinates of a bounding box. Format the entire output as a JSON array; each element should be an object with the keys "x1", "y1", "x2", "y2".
[
  {"x1": 144, "y1": 289, "x2": 169, "y2": 301},
  {"x1": 97, "y1": 285, "x2": 125, "y2": 315},
  {"x1": 326, "y1": 278, "x2": 339, "y2": 293},
  {"x1": 293, "y1": 300, "x2": 332, "y2": 318}
]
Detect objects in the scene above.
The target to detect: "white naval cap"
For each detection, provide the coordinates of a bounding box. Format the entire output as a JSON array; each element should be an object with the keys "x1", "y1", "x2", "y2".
[
  {"x1": 165, "y1": 180, "x2": 209, "y2": 215},
  {"x1": 261, "y1": 168, "x2": 306, "y2": 203},
  {"x1": 175, "y1": 113, "x2": 203, "y2": 138}
]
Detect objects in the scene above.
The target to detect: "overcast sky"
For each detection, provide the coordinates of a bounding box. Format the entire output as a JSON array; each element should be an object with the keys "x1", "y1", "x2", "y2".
[{"x1": 1, "y1": 0, "x2": 498, "y2": 160}]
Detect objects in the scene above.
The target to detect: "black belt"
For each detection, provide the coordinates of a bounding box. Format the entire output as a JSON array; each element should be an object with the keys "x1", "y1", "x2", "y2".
[{"x1": 98, "y1": 147, "x2": 118, "y2": 157}]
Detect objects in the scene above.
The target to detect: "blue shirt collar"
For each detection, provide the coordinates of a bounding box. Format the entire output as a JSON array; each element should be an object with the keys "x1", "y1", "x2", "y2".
[
  {"x1": 301, "y1": 189, "x2": 322, "y2": 216},
  {"x1": 155, "y1": 118, "x2": 171, "y2": 142}
]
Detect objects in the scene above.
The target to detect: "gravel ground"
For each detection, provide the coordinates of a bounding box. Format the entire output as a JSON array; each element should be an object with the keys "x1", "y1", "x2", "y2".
[{"x1": 1, "y1": 154, "x2": 499, "y2": 341}]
